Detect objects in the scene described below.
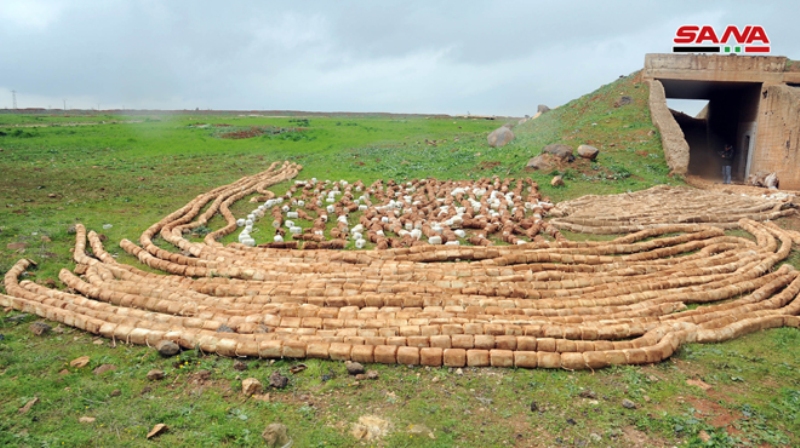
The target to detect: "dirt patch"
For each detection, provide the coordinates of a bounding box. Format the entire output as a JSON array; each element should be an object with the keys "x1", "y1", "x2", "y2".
[
  {"x1": 621, "y1": 426, "x2": 668, "y2": 447},
  {"x1": 685, "y1": 396, "x2": 739, "y2": 432},
  {"x1": 477, "y1": 161, "x2": 501, "y2": 170}
]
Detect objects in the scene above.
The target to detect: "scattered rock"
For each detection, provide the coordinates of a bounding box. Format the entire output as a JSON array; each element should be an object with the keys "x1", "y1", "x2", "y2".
[
  {"x1": 550, "y1": 175, "x2": 564, "y2": 187},
  {"x1": 526, "y1": 153, "x2": 558, "y2": 171},
  {"x1": 7, "y1": 242, "x2": 27, "y2": 251},
  {"x1": 146, "y1": 423, "x2": 168, "y2": 439},
  {"x1": 542, "y1": 144, "x2": 575, "y2": 162},
  {"x1": 579, "y1": 390, "x2": 597, "y2": 399},
  {"x1": 269, "y1": 371, "x2": 289, "y2": 389},
  {"x1": 355, "y1": 374, "x2": 367, "y2": 381},
  {"x1": 366, "y1": 370, "x2": 379, "y2": 380},
  {"x1": 109, "y1": 389, "x2": 121, "y2": 397},
  {"x1": 538, "y1": 104, "x2": 551, "y2": 114},
  {"x1": 698, "y1": 430, "x2": 711, "y2": 443},
  {"x1": 93, "y1": 339, "x2": 104, "y2": 345},
  {"x1": 18, "y1": 397, "x2": 39, "y2": 414},
  {"x1": 155, "y1": 340, "x2": 180, "y2": 357},
  {"x1": 52, "y1": 325, "x2": 64, "y2": 334},
  {"x1": 346, "y1": 361, "x2": 365, "y2": 375},
  {"x1": 589, "y1": 433, "x2": 602, "y2": 442},
  {"x1": 67, "y1": 224, "x2": 77, "y2": 235},
  {"x1": 289, "y1": 363, "x2": 307, "y2": 374},
  {"x1": 252, "y1": 393, "x2": 271, "y2": 402},
  {"x1": 644, "y1": 395, "x2": 651, "y2": 403},
  {"x1": 59, "y1": 368, "x2": 69, "y2": 375},
  {"x1": 192, "y1": 370, "x2": 211, "y2": 383},
  {"x1": 70, "y1": 356, "x2": 90, "y2": 368},
  {"x1": 530, "y1": 401, "x2": 539, "y2": 412},
  {"x1": 487, "y1": 126, "x2": 515, "y2": 148},
  {"x1": 242, "y1": 378, "x2": 263, "y2": 396},
  {"x1": 622, "y1": 399, "x2": 636, "y2": 409},
  {"x1": 79, "y1": 416, "x2": 96, "y2": 424},
  {"x1": 146, "y1": 369, "x2": 165, "y2": 381},
  {"x1": 408, "y1": 423, "x2": 435, "y2": 439},
  {"x1": 262, "y1": 423, "x2": 291, "y2": 447},
  {"x1": 577, "y1": 144, "x2": 600, "y2": 161},
  {"x1": 686, "y1": 379, "x2": 712, "y2": 391},
  {"x1": 93, "y1": 364, "x2": 116, "y2": 375},
  {"x1": 140, "y1": 386, "x2": 152, "y2": 395},
  {"x1": 351, "y1": 415, "x2": 390, "y2": 441},
  {"x1": 30, "y1": 321, "x2": 51, "y2": 336},
  {"x1": 614, "y1": 96, "x2": 633, "y2": 107},
  {"x1": 6, "y1": 313, "x2": 29, "y2": 323},
  {"x1": 232, "y1": 360, "x2": 247, "y2": 371},
  {"x1": 455, "y1": 368, "x2": 463, "y2": 376}
]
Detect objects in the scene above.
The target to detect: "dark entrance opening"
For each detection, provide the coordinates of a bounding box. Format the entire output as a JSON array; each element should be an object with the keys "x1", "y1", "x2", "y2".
[{"x1": 659, "y1": 79, "x2": 762, "y2": 183}]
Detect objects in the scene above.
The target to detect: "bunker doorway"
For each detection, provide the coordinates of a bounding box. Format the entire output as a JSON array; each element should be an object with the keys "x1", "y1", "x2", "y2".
[{"x1": 660, "y1": 79, "x2": 762, "y2": 183}]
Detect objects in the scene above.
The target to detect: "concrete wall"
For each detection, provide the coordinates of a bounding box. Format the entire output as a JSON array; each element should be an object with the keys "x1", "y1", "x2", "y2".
[
  {"x1": 644, "y1": 54, "x2": 800, "y2": 84},
  {"x1": 751, "y1": 84, "x2": 800, "y2": 189},
  {"x1": 648, "y1": 80, "x2": 690, "y2": 174}
]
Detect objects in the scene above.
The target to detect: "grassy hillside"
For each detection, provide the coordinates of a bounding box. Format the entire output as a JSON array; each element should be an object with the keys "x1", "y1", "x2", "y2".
[{"x1": 1, "y1": 75, "x2": 798, "y2": 448}]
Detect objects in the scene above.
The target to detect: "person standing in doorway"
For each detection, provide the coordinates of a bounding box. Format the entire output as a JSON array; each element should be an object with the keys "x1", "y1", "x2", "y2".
[{"x1": 718, "y1": 143, "x2": 734, "y2": 184}]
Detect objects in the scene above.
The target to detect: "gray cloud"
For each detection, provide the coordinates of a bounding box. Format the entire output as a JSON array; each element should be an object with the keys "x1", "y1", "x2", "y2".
[{"x1": 1, "y1": 0, "x2": 797, "y2": 115}]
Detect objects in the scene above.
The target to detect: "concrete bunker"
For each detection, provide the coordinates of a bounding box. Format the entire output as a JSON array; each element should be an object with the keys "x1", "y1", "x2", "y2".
[
  {"x1": 644, "y1": 54, "x2": 800, "y2": 189},
  {"x1": 662, "y1": 79, "x2": 761, "y2": 182}
]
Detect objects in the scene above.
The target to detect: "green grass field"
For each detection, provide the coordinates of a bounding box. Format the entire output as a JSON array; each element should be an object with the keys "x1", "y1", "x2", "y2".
[{"x1": 1, "y1": 73, "x2": 798, "y2": 447}]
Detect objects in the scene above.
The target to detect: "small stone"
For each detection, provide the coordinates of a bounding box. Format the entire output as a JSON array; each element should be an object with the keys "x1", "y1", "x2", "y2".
[
  {"x1": 589, "y1": 433, "x2": 602, "y2": 442},
  {"x1": 242, "y1": 378, "x2": 263, "y2": 396},
  {"x1": 455, "y1": 368, "x2": 463, "y2": 376},
  {"x1": 155, "y1": 340, "x2": 180, "y2": 357},
  {"x1": 146, "y1": 423, "x2": 168, "y2": 439},
  {"x1": 109, "y1": 389, "x2": 121, "y2": 397},
  {"x1": 289, "y1": 363, "x2": 307, "y2": 374},
  {"x1": 355, "y1": 374, "x2": 367, "y2": 381},
  {"x1": 18, "y1": 397, "x2": 39, "y2": 414},
  {"x1": 346, "y1": 361, "x2": 365, "y2": 375},
  {"x1": 232, "y1": 360, "x2": 247, "y2": 371},
  {"x1": 79, "y1": 416, "x2": 96, "y2": 424},
  {"x1": 550, "y1": 175, "x2": 564, "y2": 187},
  {"x1": 70, "y1": 356, "x2": 90, "y2": 368},
  {"x1": 530, "y1": 401, "x2": 539, "y2": 412},
  {"x1": 93, "y1": 364, "x2": 116, "y2": 375},
  {"x1": 147, "y1": 369, "x2": 165, "y2": 381},
  {"x1": 67, "y1": 224, "x2": 77, "y2": 235},
  {"x1": 93, "y1": 339, "x2": 104, "y2": 345},
  {"x1": 566, "y1": 417, "x2": 576, "y2": 425},
  {"x1": 407, "y1": 423, "x2": 436, "y2": 439},
  {"x1": 644, "y1": 395, "x2": 651, "y2": 403},
  {"x1": 366, "y1": 370, "x2": 379, "y2": 380},
  {"x1": 30, "y1": 321, "x2": 51, "y2": 336},
  {"x1": 262, "y1": 423, "x2": 290, "y2": 447},
  {"x1": 269, "y1": 371, "x2": 289, "y2": 389},
  {"x1": 686, "y1": 378, "x2": 712, "y2": 391},
  {"x1": 52, "y1": 325, "x2": 64, "y2": 334},
  {"x1": 140, "y1": 386, "x2": 152, "y2": 395},
  {"x1": 622, "y1": 399, "x2": 636, "y2": 409},
  {"x1": 431, "y1": 376, "x2": 439, "y2": 383},
  {"x1": 577, "y1": 144, "x2": 600, "y2": 161},
  {"x1": 579, "y1": 390, "x2": 597, "y2": 399},
  {"x1": 59, "y1": 369, "x2": 69, "y2": 375}
]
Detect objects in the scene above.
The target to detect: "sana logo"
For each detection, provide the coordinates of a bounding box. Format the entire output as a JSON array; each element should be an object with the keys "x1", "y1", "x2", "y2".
[{"x1": 673, "y1": 25, "x2": 770, "y2": 54}]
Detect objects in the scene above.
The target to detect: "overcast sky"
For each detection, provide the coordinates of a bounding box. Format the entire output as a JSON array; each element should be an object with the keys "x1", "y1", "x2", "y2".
[{"x1": 1, "y1": 0, "x2": 797, "y2": 116}]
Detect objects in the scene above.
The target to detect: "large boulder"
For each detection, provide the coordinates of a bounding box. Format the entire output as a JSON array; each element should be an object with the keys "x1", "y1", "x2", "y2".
[
  {"x1": 538, "y1": 105, "x2": 551, "y2": 114},
  {"x1": 577, "y1": 144, "x2": 600, "y2": 161},
  {"x1": 542, "y1": 144, "x2": 575, "y2": 162},
  {"x1": 526, "y1": 153, "x2": 559, "y2": 171},
  {"x1": 487, "y1": 126, "x2": 515, "y2": 148}
]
